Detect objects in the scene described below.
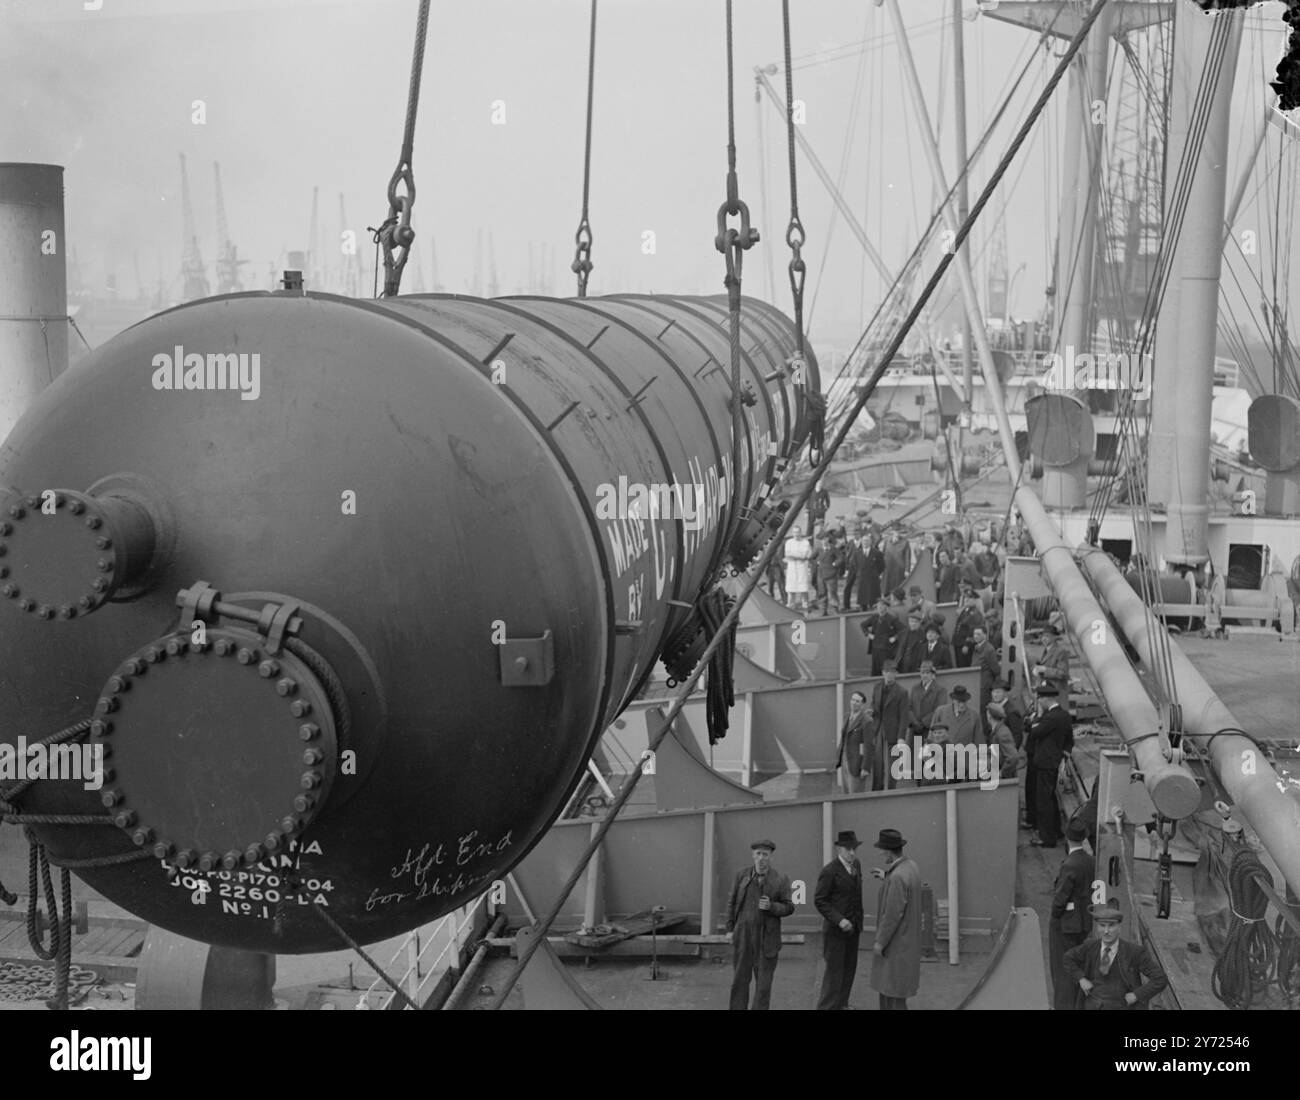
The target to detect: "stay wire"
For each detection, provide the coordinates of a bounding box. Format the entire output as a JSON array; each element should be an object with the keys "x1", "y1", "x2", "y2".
[
  {"x1": 488, "y1": 0, "x2": 1109, "y2": 1012},
  {"x1": 370, "y1": 0, "x2": 432, "y2": 298},
  {"x1": 819, "y1": 14, "x2": 1053, "y2": 431},
  {"x1": 571, "y1": 0, "x2": 598, "y2": 296},
  {"x1": 781, "y1": 0, "x2": 817, "y2": 461}
]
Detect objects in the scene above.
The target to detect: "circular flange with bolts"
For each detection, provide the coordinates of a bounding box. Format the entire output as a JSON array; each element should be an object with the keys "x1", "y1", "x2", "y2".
[
  {"x1": 0, "y1": 487, "x2": 156, "y2": 620},
  {"x1": 91, "y1": 625, "x2": 338, "y2": 870}
]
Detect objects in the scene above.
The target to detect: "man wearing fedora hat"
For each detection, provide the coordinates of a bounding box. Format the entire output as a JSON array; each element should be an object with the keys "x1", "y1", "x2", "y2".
[
  {"x1": 1049, "y1": 819, "x2": 1095, "y2": 1009},
  {"x1": 929, "y1": 684, "x2": 978, "y2": 747},
  {"x1": 814, "y1": 830, "x2": 865, "y2": 1010},
  {"x1": 1063, "y1": 900, "x2": 1168, "y2": 1010},
  {"x1": 1033, "y1": 622, "x2": 1072, "y2": 700},
  {"x1": 920, "y1": 622, "x2": 954, "y2": 671},
  {"x1": 1023, "y1": 682, "x2": 1073, "y2": 847},
  {"x1": 868, "y1": 828, "x2": 923, "y2": 1009},
  {"x1": 906, "y1": 661, "x2": 947, "y2": 743},
  {"x1": 725, "y1": 839, "x2": 795, "y2": 1010}
]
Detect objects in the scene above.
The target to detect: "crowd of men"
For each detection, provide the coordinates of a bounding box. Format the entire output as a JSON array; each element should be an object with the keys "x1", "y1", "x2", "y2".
[
  {"x1": 726, "y1": 510, "x2": 1173, "y2": 1010},
  {"x1": 727, "y1": 820, "x2": 1166, "y2": 1010},
  {"x1": 768, "y1": 515, "x2": 1035, "y2": 618}
]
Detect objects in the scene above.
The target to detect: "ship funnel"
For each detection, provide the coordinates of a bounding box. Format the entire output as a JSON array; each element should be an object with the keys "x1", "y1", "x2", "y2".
[{"x1": 0, "y1": 164, "x2": 69, "y2": 441}]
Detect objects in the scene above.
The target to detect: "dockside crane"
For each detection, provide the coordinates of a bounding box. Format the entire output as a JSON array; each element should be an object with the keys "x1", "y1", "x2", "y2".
[
  {"x1": 179, "y1": 153, "x2": 210, "y2": 301},
  {"x1": 213, "y1": 161, "x2": 245, "y2": 294},
  {"x1": 307, "y1": 186, "x2": 320, "y2": 290},
  {"x1": 487, "y1": 231, "x2": 500, "y2": 298},
  {"x1": 338, "y1": 193, "x2": 365, "y2": 296},
  {"x1": 409, "y1": 240, "x2": 427, "y2": 293},
  {"x1": 470, "y1": 228, "x2": 483, "y2": 296},
  {"x1": 430, "y1": 237, "x2": 444, "y2": 293}
]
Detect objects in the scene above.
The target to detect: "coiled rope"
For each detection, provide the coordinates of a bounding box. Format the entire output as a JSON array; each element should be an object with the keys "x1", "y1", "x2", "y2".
[{"x1": 1211, "y1": 846, "x2": 1276, "y2": 1009}]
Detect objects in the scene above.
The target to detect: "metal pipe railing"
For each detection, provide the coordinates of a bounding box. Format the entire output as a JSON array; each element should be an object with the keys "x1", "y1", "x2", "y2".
[
  {"x1": 1077, "y1": 545, "x2": 1300, "y2": 897},
  {"x1": 358, "y1": 892, "x2": 488, "y2": 1010},
  {"x1": 1013, "y1": 491, "x2": 1202, "y2": 819}
]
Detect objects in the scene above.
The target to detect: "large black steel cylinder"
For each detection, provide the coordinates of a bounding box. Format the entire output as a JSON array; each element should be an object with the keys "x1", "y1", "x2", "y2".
[{"x1": 0, "y1": 290, "x2": 816, "y2": 951}]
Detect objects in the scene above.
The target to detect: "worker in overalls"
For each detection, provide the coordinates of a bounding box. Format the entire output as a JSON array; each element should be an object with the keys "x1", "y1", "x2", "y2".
[{"x1": 725, "y1": 839, "x2": 795, "y2": 1010}]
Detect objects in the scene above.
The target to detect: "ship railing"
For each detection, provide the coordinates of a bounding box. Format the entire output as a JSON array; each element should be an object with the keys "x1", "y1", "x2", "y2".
[{"x1": 356, "y1": 890, "x2": 489, "y2": 1010}]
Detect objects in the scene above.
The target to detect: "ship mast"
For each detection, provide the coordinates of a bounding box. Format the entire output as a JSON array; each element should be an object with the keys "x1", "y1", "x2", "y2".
[{"x1": 1147, "y1": 0, "x2": 1242, "y2": 563}]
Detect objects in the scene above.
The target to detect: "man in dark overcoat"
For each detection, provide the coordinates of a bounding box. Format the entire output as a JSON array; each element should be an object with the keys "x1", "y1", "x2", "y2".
[
  {"x1": 814, "y1": 830, "x2": 864, "y2": 1010},
  {"x1": 1049, "y1": 819, "x2": 1095, "y2": 1009},
  {"x1": 867, "y1": 828, "x2": 923, "y2": 1009}
]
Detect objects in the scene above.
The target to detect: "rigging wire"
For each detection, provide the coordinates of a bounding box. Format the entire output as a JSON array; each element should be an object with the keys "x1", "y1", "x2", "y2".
[
  {"x1": 788, "y1": 13, "x2": 948, "y2": 71},
  {"x1": 370, "y1": 0, "x2": 431, "y2": 298},
  {"x1": 755, "y1": 78, "x2": 777, "y2": 303},
  {"x1": 569, "y1": 0, "x2": 598, "y2": 297},
  {"x1": 803, "y1": 2, "x2": 872, "y2": 332},
  {"x1": 1084, "y1": 14, "x2": 1238, "y2": 716},
  {"x1": 818, "y1": 19, "x2": 1053, "y2": 432}
]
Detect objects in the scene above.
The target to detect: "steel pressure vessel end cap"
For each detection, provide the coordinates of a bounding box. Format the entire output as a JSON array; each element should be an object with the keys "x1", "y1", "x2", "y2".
[
  {"x1": 92, "y1": 626, "x2": 339, "y2": 869},
  {"x1": 0, "y1": 487, "x2": 155, "y2": 619}
]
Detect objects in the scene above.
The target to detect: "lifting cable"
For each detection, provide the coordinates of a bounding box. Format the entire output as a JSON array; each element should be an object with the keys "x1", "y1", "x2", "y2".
[
  {"x1": 370, "y1": 0, "x2": 432, "y2": 298},
  {"x1": 487, "y1": 2, "x2": 1108, "y2": 1011},
  {"x1": 716, "y1": 0, "x2": 760, "y2": 556},
  {"x1": 570, "y1": 0, "x2": 598, "y2": 297},
  {"x1": 780, "y1": 0, "x2": 822, "y2": 464}
]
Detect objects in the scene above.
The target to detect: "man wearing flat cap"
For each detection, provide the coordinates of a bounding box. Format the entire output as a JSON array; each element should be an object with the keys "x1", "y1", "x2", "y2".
[
  {"x1": 870, "y1": 661, "x2": 910, "y2": 791},
  {"x1": 906, "y1": 661, "x2": 947, "y2": 743},
  {"x1": 814, "y1": 830, "x2": 865, "y2": 1010},
  {"x1": 895, "y1": 608, "x2": 928, "y2": 674},
  {"x1": 860, "y1": 595, "x2": 900, "y2": 677},
  {"x1": 1063, "y1": 900, "x2": 1168, "y2": 1010},
  {"x1": 725, "y1": 839, "x2": 794, "y2": 1010},
  {"x1": 867, "y1": 828, "x2": 923, "y2": 1009},
  {"x1": 1023, "y1": 682, "x2": 1073, "y2": 847}
]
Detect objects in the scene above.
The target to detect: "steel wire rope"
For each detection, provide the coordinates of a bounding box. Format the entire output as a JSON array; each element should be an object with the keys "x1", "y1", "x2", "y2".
[
  {"x1": 1089, "y1": 17, "x2": 1238, "y2": 719},
  {"x1": 1082, "y1": 69, "x2": 1181, "y2": 713},
  {"x1": 819, "y1": 20, "x2": 1053, "y2": 431},
  {"x1": 570, "y1": 0, "x2": 598, "y2": 297},
  {"x1": 802, "y1": 2, "x2": 873, "y2": 334},
  {"x1": 370, "y1": 0, "x2": 432, "y2": 298},
  {"x1": 1146, "y1": 14, "x2": 1234, "y2": 564}
]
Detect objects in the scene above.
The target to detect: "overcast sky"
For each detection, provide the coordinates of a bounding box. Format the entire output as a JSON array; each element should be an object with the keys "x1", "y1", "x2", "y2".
[{"x1": 2, "y1": 0, "x2": 1296, "y2": 356}]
